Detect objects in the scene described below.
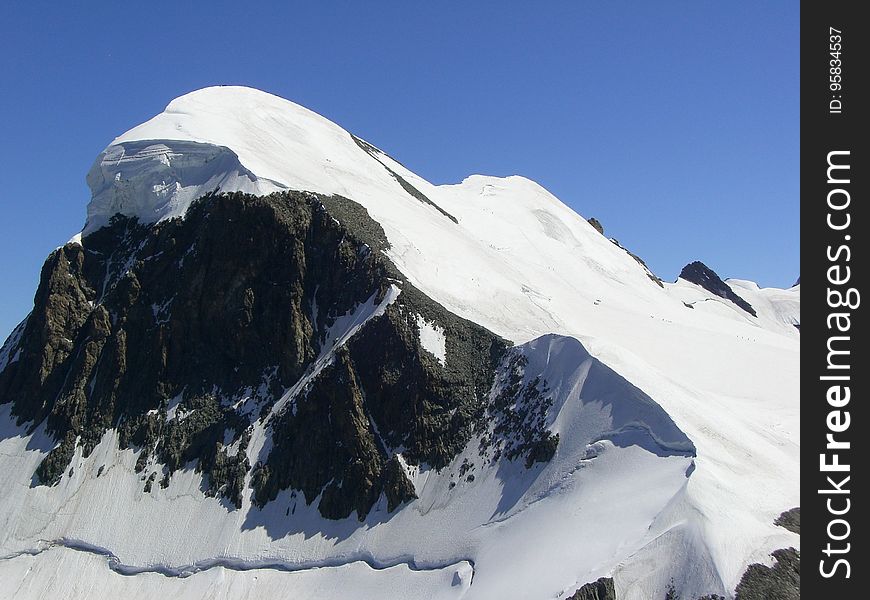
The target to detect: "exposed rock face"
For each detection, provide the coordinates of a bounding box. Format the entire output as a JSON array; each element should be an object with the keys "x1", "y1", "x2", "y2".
[
  {"x1": 587, "y1": 217, "x2": 605, "y2": 235},
  {"x1": 730, "y1": 509, "x2": 799, "y2": 600},
  {"x1": 610, "y1": 238, "x2": 663, "y2": 287},
  {"x1": 252, "y1": 349, "x2": 403, "y2": 519},
  {"x1": 567, "y1": 577, "x2": 617, "y2": 600},
  {"x1": 734, "y1": 548, "x2": 800, "y2": 600},
  {"x1": 0, "y1": 190, "x2": 544, "y2": 518},
  {"x1": 774, "y1": 507, "x2": 800, "y2": 534},
  {"x1": 678, "y1": 261, "x2": 756, "y2": 317},
  {"x1": 351, "y1": 134, "x2": 458, "y2": 224}
]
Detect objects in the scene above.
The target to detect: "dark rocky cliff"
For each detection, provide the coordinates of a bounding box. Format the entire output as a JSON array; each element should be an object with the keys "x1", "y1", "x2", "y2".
[
  {"x1": 0, "y1": 190, "x2": 554, "y2": 518},
  {"x1": 678, "y1": 261, "x2": 756, "y2": 317},
  {"x1": 567, "y1": 577, "x2": 617, "y2": 600}
]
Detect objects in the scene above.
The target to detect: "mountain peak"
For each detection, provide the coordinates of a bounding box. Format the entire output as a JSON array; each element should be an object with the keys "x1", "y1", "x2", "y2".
[
  {"x1": 82, "y1": 88, "x2": 669, "y2": 334},
  {"x1": 2, "y1": 86, "x2": 800, "y2": 600},
  {"x1": 163, "y1": 85, "x2": 297, "y2": 110},
  {"x1": 85, "y1": 86, "x2": 369, "y2": 234}
]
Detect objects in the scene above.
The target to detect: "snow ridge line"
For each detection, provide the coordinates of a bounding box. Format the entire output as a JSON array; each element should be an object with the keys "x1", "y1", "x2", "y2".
[
  {"x1": 1, "y1": 538, "x2": 476, "y2": 579},
  {"x1": 596, "y1": 423, "x2": 697, "y2": 456}
]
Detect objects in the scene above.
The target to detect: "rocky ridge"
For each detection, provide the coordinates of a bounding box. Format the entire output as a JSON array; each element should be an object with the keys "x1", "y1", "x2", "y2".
[{"x1": 0, "y1": 190, "x2": 559, "y2": 519}]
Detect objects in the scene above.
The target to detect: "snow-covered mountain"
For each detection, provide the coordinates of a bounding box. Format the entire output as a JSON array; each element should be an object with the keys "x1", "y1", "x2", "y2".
[{"x1": 0, "y1": 86, "x2": 799, "y2": 599}]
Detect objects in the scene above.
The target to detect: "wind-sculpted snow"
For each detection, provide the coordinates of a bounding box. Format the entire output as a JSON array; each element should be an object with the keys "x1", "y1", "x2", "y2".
[
  {"x1": 84, "y1": 140, "x2": 284, "y2": 234},
  {"x1": 517, "y1": 334, "x2": 695, "y2": 458}
]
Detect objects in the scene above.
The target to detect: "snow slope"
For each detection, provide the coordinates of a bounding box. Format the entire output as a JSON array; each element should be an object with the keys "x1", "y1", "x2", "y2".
[
  {"x1": 0, "y1": 336, "x2": 698, "y2": 600},
  {"x1": 667, "y1": 276, "x2": 800, "y2": 336},
  {"x1": 1, "y1": 86, "x2": 799, "y2": 599},
  {"x1": 726, "y1": 279, "x2": 801, "y2": 331}
]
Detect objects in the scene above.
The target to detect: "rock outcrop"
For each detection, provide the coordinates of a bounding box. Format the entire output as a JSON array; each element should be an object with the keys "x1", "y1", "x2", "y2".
[
  {"x1": 734, "y1": 548, "x2": 800, "y2": 600},
  {"x1": 587, "y1": 217, "x2": 605, "y2": 235},
  {"x1": 678, "y1": 261, "x2": 756, "y2": 317},
  {"x1": 774, "y1": 507, "x2": 800, "y2": 534},
  {"x1": 567, "y1": 577, "x2": 617, "y2": 600},
  {"x1": 610, "y1": 238, "x2": 663, "y2": 287}
]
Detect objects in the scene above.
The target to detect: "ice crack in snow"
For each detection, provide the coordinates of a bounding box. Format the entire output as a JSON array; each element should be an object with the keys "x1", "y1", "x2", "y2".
[{"x1": 0, "y1": 539, "x2": 475, "y2": 580}]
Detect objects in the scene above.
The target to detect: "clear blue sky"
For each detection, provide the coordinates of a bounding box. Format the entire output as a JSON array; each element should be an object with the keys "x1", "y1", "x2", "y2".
[{"x1": 0, "y1": 2, "x2": 798, "y2": 340}]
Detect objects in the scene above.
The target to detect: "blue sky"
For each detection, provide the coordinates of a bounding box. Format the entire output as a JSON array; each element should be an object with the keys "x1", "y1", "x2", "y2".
[{"x1": 0, "y1": 2, "x2": 798, "y2": 339}]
